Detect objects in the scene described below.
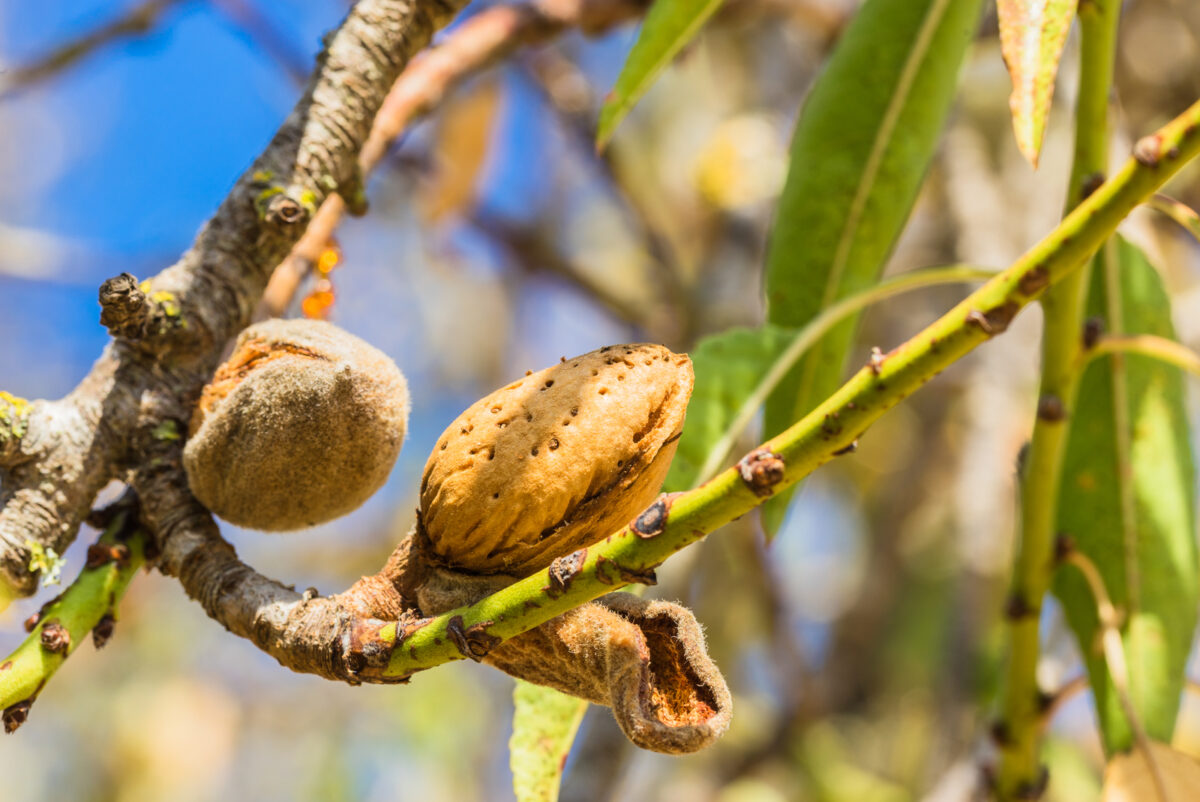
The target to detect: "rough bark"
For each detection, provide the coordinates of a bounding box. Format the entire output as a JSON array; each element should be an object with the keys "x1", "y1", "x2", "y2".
[{"x1": 0, "y1": 0, "x2": 462, "y2": 595}]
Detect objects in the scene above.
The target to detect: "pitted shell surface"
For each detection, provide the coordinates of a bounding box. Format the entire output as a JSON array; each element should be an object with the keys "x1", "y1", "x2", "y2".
[{"x1": 420, "y1": 344, "x2": 692, "y2": 575}]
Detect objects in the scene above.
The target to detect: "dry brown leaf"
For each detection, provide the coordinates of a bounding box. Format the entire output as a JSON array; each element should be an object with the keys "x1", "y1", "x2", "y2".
[
  {"x1": 1103, "y1": 741, "x2": 1200, "y2": 802},
  {"x1": 416, "y1": 564, "x2": 732, "y2": 754}
]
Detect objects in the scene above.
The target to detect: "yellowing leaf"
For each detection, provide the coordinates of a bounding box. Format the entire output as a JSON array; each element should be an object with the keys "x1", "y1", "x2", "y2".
[
  {"x1": 1103, "y1": 741, "x2": 1200, "y2": 802},
  {"x1": 996, "y1": 0, "x2": 1079, "y2": 166}
]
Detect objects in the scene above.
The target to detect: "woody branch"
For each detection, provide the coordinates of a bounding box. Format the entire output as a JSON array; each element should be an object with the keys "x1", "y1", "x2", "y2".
[{"x1": 0, "y1": 0, "x2": 464, "y2": 596}]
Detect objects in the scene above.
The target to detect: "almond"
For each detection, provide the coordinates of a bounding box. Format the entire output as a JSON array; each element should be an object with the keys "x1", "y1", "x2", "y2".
[
  {"x1": 419, "y1": 344, "x2": 692, "y2": 575},
  {"x1": 183, "y1": 318, "x2": 409, "y2": 531}
]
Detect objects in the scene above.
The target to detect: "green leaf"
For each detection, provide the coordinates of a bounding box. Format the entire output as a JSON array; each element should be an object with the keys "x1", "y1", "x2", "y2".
[
  {"x1": 510, "y1": 680, "x2": 589, "y2": 802},
  {"x1": 596, "y1": 0, "x2": 726, "y2": 148},
  {"x1": 761, "y1": 0, "x2": 984, "y2": 536},
  {"x1": 1053, "y1": 237, "x2": 1199, "y2": 753},
  {"x1": 996, "y1": 0, "x2": 1078, "y2": 167},
  {"x1": 665, "y1": 326, "x2": 793, "y2": 492}
]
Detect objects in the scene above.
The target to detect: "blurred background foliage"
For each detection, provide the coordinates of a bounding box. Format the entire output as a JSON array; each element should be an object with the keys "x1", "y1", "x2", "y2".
[{"x1": 2, "y1": 0, "x2": 1200, "y2": 799}]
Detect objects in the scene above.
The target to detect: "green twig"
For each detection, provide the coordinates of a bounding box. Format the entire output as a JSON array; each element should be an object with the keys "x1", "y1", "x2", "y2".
[
  {"x1": 0, "y1": 515, "x2": 146, "y2": 730},
  {"x1": 369, "y1": 95, "x2": 1200, "y2": 682},
  {"x1": 1147, "y1": 193, "x2": 1200, "y2": 244},
  {"x1": 1037, "y1": 674, "x2": 1087, "y2": 733},
  {"x1": 1086, "y1": 334, "x2": 1200, "y2": 377},
  {"x1": 995, "y1": 2, "x2": 1122, "y2": 797},
  {"x1": 696, "y1": 264, "x2": 999, "y2": 483}
]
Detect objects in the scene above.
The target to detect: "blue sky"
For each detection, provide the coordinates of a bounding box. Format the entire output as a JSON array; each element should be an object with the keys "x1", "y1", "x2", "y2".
[{"x1": 0, "y1": 2, "x2": 339, "y2": 396}]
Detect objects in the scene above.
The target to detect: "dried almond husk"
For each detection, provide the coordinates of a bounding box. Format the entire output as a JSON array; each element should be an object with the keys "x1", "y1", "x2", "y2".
[{"x1": 415, "y1": 564, "x2": 732, "y2": 754}]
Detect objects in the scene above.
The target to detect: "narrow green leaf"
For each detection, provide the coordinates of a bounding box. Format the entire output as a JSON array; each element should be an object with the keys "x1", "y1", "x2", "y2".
[
  {"x1": 1054, "y1": 237, "x2": 1199, "y2": 753},
  {"x1": 996, "y1": 0, "x2": 1078, "y2": 166},
  {"x1": 595, "y1": 0, "x2": 726, "y2": 148},
  {"x1": 761, "y1": 0, "x2": 984, "y2": 535},
  {"x1": 665, "y1": 326, "x2": 793, "y2": 492},
  {"x1": 510, "y1": 680, "x2": 589, "y2": 802}
]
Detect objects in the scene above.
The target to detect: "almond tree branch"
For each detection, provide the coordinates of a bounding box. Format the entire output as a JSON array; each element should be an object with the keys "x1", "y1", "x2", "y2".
[
  {"x1": 119, "y1": 98, "x2": 1200, "y2": 686},
  {"x1": 0, "y1": 0, "x2": 660, "y2": 720},
  {"x1": 133, "y1": 455, "x2": 418, "y2": 683},
  {"x1": 4, "y1": 0, "x2": 1200, "y2": 747},
  {"x1": 376, "y1": 100, "x2": 1200, "y2": 678},
  {"x1": 696, "y1": 264, "x2": 999, "y2": 484},
  {"x1": 0, "y1": 0, "x2": 465, "y2": 597},
  {"x1": 0, "y1": 505, "x2": 146, "y2": 729}
]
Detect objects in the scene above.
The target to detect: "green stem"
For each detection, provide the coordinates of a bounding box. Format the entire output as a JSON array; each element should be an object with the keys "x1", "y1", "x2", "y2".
[
  {"x1": 1147, "y1": 193, "x2": 1200, "y2": 244},
  {"x1": 1061, "y1": 548, "x2": 1170, "y2": 801},
  {"x1": 0, "y1": 516, "x2": 146, "y2": 723},
  {"x1": 697, "y1": 264, "x2": 999, "y2": 483},
  {"x1": 370, "y1": 96, "x2": 1200, "y2": 682},
  {"x1": 1087, "y1": 334, "x2": 1200, "y2": 377},
  {"x1": 996, "y1": 3, "x2": 1122, "y2": 797}
]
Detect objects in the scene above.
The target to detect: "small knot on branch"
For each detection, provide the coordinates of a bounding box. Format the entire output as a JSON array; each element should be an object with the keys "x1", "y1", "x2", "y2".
[
  {"x1": 3, "y1": 700, "x2": 31, "y2": 734},
  {"x1": 1036, "y1": 394, "x2": 1066, "y2": 422},
  {"x1": 1082, "y1": 316, "x2": 1105, "y2": 349},
  {"x1": 1132, "y1": 133, "x2": 1182, "y2": 168},
  {"x1": 39, "y1": 620, "x2": 70, "y2": 654},
  {"x1": 737, "y1": 448, "x2": 785, "y2": 497},
  {"x1": 98, "y1": 273, "x2": 150, "y2": 340},
  {"x1": 446, "y1": 614, "x2": 501, "y2": 661},
  {"x1": 343, "y1": 617, "x2": 406, "y2": 681},
  {"x1": 545, "y1": 548, "x2": 587, "y2": 598},
  {"x1": 264, "y1": 194, "x2": 309, "y2": 227},
  {"x1": 631, "y1": 494, "x2": 678, "y2": 539},
  {"x1": 92, "y1": 613, "x2": 116, "y2": 650},
  {"x1": 966, "y1": 301, "x2": 1020, "y2": 337}
]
